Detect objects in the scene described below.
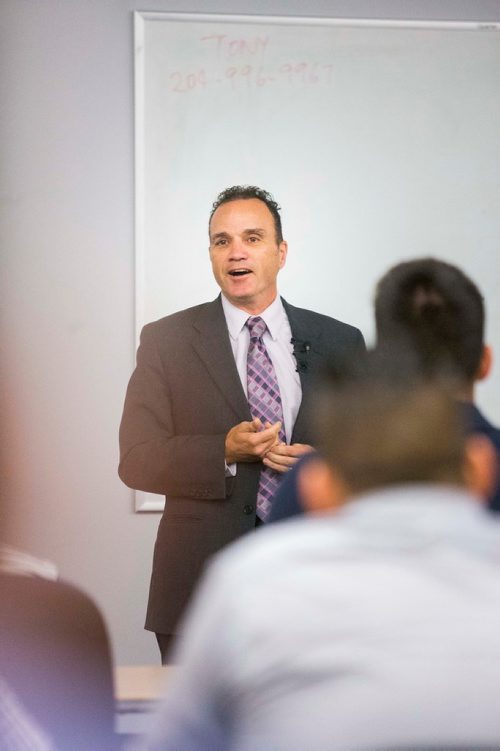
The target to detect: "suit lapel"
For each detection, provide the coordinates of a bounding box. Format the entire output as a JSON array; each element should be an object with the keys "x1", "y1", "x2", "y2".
[
  {"x1": 282, "y1": 298, "x2": 322, "y2": 443},
  {"x1": 191, "y1": 297, "x2": 251, "y2": 421},
  {"x1": 190, "y1": 296, "x2": 325, "y2": 436}
]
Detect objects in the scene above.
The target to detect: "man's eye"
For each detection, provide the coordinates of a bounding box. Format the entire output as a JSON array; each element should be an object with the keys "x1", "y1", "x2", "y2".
[
  {"x1": 214, "y1": 238, "x2": 227, "y2": 246},
  {"x1": 247, "y1": 236, "x2": 260, "y2": 243}
]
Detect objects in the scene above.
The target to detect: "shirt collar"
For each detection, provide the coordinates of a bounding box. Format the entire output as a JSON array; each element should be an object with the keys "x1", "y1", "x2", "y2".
[{"x1": 221, "y1": 294, "x2": 286, "y2": 341}]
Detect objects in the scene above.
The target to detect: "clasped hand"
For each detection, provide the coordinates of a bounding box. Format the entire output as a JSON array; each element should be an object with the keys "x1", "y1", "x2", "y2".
[{"x1": 225, "y1": 418, "x2": 313, "y2": 472}]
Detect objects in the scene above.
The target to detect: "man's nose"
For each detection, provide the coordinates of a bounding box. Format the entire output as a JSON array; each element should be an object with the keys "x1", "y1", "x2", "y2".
[{"x1": 229, "y1": 239, "x2": 248, "y2": 260}]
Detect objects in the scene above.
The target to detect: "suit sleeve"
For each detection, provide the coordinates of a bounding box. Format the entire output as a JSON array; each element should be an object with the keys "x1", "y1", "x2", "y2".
[
  {"x1": 341, "y1": 325, "x2": 366, "y2": 360},
  {"x1": 354, "y1": 326, "x2": 367, "y2": 355},
  {"x1": 118, "y1": 325, "x2": 231, "y2": 499}
]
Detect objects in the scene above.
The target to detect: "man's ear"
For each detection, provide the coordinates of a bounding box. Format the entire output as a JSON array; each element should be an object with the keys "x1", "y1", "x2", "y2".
[
  {"x1": 475, "y1": 345, "x2": 492, "y2": 382},
  {"x1": 298, "y1": 456, "x2": 349, "y2": 514},
  {"x1": 278, "y1": 240, "x2": 288, "y2": 270},
  {"x1": 463, "y1": 434, "x2": 497, "y2": 502}
]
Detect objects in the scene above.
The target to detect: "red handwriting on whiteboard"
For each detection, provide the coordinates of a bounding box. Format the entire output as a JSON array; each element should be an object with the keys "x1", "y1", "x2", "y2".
[
  {"x1": 169, "y1": 69, "x2": 208, "y2": 93},
  {"x1": 279, "y1": 62, "x2": 333, "y2": 85},
  {"x1": 167, "y1": 62, "x2": 334, "y2": 93},
  {"x1": 200, "y1": 34, "x2": 269, "y2": 59}
]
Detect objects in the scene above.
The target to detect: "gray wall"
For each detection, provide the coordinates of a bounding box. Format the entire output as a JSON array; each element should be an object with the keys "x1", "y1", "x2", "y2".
[{"x1": 2, "y1": 0, "x2": 499, "y2": 666}]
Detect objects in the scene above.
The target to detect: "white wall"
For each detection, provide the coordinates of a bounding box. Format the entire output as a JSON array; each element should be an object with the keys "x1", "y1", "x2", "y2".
[{"x1": 1, "y1": 0, "x2": 499, "y2": 665}]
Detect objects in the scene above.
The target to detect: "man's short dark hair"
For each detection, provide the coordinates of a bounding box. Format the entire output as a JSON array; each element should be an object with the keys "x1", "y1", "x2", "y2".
[
  {"x1": 315, "y1": 347, "x2": 466, "y2": 494},
  {"x1": 374, "y1": 257, "x2": 485, "y2": 384},
  {"x1": 209, "y1": 185, "x2": 283, "y2": 244}
]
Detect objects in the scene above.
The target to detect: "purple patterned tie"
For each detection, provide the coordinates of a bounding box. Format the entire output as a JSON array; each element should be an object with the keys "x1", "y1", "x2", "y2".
[{"x1": 246, "y1": 316, "x2": 286, "y2": 521}]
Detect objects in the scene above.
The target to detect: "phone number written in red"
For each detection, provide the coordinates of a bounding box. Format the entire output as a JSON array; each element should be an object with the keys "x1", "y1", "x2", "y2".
[{"x1": 169, "y1": 62, "x2": 334, "y2": 94}]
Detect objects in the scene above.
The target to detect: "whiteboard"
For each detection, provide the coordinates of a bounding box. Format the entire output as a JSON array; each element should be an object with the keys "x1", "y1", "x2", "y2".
[{"x1": 134, "y1": 12, "x2": 500, "y2": 510}]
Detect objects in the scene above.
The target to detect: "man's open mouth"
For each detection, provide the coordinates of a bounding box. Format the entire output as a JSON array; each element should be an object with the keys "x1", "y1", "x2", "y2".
[{"x1": 228, "y1": 269, "x2": 252, "y2": 277}]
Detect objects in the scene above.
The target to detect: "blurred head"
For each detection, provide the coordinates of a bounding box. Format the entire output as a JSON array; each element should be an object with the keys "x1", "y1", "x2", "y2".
[
  {"x1": 300, "y1": 347, "x2": 495, "y2": 512},
  {"x1": 208, "y1": 186, "x2": 287, "y2": 315},
  {"x1": 374, "y1": 258, "x2": 490, "y2": 392}
]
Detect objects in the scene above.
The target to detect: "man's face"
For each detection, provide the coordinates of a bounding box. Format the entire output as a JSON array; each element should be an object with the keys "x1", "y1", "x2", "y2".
[{"x1": 209, "y1": 198, "x2": 287, "y2": 315}]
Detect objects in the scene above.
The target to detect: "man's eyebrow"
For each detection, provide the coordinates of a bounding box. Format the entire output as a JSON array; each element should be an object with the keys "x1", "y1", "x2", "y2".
[
  {"x1": 243, "y1": 228, "x2": 266, "y2": 236},
  {"x1": 210, "y1": 231, "x2": 231, "y2": 241}
]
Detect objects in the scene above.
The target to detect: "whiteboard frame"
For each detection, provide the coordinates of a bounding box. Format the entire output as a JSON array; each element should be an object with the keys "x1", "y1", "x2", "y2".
[{"x1": 133, "y1": 11, "x2": 500, "y2": 512}]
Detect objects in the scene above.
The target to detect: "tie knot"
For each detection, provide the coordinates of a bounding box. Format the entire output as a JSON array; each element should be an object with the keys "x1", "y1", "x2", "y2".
[{"x1": 246, "y1": 316, "x2": 267, "y2": 340}]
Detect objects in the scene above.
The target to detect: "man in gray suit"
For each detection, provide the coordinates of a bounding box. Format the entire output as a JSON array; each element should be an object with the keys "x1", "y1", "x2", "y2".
[{"x1": 119, "y1": 185, "x2": 365, "y2": 661}]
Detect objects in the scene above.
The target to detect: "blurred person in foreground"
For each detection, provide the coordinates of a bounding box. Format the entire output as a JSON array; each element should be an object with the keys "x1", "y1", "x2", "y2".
[
  {"x1": 0, "y1": 543, "x2": 116, "y2": 749},
  {"x1": 136, "y1": 349, "x2": 500, "y2": 751},
  {"x1": 374, "y1": 257, "x2": 499, "y2": 511},
  {"x1": 269, "y1": 256, "x2": 500, "y2": 522}
]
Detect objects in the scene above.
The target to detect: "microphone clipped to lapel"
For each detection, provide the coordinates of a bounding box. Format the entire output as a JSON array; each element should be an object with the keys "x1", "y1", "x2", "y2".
[{"x1": 291, "y1": 337, "x2": 311, "y2": 373}]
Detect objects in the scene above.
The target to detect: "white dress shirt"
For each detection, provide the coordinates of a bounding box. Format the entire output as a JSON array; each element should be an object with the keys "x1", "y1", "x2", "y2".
[
  {"x1": 138, "y1": 485, "x2": 500, "y2": 751},
  {"x1": 221, "y1": 293, "x2": 302, "y2": 444}
]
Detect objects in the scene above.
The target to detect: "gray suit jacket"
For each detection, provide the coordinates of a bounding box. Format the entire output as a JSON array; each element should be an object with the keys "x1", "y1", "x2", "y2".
[{"x1": 119, "y1": 296, "x2": 365, "y2": 634}]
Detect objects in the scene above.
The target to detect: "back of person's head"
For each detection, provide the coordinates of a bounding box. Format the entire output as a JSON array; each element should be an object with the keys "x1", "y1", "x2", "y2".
[
  {"x1": 312, "y1": 347, "x2": 491, "y2": 498},
  {"x1": 374, "y1": 257, "x2": 485, "y2": 387}
]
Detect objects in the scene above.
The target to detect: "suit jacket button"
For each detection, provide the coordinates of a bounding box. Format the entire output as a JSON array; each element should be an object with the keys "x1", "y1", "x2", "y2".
[{"x1": 243, "y1": 504, "x2": 254, "y2": 515}]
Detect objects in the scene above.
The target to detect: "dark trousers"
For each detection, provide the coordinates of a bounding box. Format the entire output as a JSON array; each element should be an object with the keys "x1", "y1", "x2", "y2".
[
  {"x1": 155, "y1": 632, "x2": 177, "y2": 665},
  {"x1": 155, "y1": 515, "x2": 264, "y2": 663}
]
